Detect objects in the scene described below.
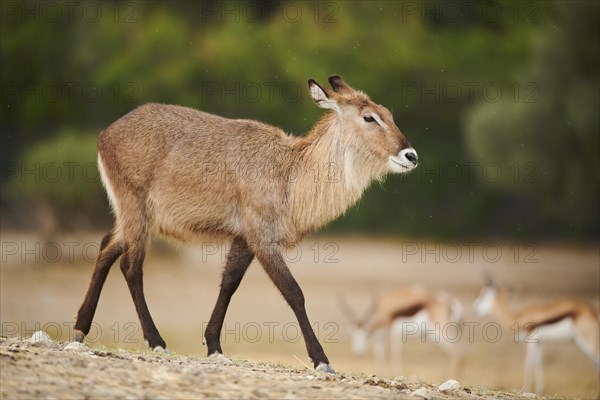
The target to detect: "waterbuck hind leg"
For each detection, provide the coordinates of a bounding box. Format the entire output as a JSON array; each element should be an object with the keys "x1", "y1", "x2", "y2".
[
  {"x1": 74, "y1": 230, "x2": 123, "y2": 342},
  {"x1": 119, "y1": 240, "x2": 167, "y2": 351},
  {"x1": 255, "y1": 245, "x2": 333, "y2": 373},
  {"x1": 204, "y1": 237, "x2": 254, "y2": 356}
]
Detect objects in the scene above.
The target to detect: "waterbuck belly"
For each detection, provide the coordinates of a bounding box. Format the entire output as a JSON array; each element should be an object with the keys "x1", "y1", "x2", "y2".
[{"x1": 149, "y1": 190, "x2": 243, "y2": 242}]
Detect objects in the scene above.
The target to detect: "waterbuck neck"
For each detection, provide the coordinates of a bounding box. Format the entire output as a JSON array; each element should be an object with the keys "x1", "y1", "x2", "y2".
[{"x1": 288, "y1": 112, "x2": 388, "y2": 236}]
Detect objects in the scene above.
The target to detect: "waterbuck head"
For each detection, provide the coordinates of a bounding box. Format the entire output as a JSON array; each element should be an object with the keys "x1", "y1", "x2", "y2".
[{"x1": 308, "y1": 75, "x2": 418, "y2": 174}]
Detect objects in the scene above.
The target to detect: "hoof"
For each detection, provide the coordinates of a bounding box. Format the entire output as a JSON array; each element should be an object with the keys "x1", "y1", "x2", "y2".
[
  {"x1": 315, "y1": 362, "x2": 335, "y2": 374},
  {"x1": 73, "y1": 329, "x2": 85, "y2": 343},
  {"x1": 208, "y1": 352, "x2": 233, "y2": 365},
  {"x1": 64, "y1": 342, "x2": 89, "y2": 352},
  {"x1": 145, "y1": 339, "x2": 169, "y2": 353},
  {"x1": 152, "y1": 346, "x2": 169, "y2": 353}
]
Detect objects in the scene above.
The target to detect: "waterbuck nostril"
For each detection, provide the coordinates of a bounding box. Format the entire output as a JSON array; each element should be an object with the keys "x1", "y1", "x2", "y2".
[{"x1": 405, "y1": 150, "x2": 418, "y2": 165}]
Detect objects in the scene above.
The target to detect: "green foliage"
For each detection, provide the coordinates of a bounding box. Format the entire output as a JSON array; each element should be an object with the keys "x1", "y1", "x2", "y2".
[
  {"x1": 465, "y1": 1, "x2": 600, "y2": 237},
  {"x1": 18, "y1": 130, "x2": 100, "y2": 206},
  {"x1": 1, "y1": 1, "x2": 598, "y2": 240},
  {"x1": 3, "y1": 130, "x2": 107, "y2": 230}
]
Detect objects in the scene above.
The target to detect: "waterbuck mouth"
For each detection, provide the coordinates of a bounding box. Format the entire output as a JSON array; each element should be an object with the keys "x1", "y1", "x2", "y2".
[{"x1": 388, "y1": 147, "x2": 418, "y2": 173}]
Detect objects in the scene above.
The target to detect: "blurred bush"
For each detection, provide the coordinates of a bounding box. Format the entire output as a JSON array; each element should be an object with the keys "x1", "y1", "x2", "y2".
[
  {"x1": 0, "y1": 0, "x2": 598, "y2": 240},
  {"x1": 465, "y1": 1, "x2": 600, "y2": 238},
  {"x1": 20, "y1": 130, "x2": 100, "y2": 208},
  {"x1": 2, "y1": 129, "x2": 108, "y2": 234}
]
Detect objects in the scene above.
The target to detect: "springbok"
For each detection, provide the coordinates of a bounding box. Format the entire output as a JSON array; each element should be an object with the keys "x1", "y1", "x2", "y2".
[
  {"x1": 73, "y1": 75, "x2": 419, "y2": 373},
  {"x1": 473, "y1": 274, "x2": 600, "y2": 394},
  {"x1": 340, "y1": 285, "x2": 464, "y2": 377}
]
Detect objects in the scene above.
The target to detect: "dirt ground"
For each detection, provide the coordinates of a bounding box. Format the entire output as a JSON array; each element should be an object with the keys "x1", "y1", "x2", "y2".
[
  {"x1": 1, "y1": 233, "x2": 599, "y2": 399},
  {"x1": 0, "y1": 336, "x2": 555, "y2": 399}
]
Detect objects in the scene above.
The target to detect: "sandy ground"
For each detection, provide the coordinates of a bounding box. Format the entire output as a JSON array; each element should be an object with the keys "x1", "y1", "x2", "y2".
[
  {"x1": 1, "y1": 233, "x2": 599, "y2": 398},
  {"x1": 0, "y1": 336, "x2": 555, "y2": 399}
]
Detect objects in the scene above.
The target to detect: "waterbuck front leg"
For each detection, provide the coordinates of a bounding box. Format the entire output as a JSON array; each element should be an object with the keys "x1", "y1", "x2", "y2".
[
  {"x1": 254, "y1": 244, "x2": 334, "y2": 373},
  {"x1": 204, "y1": 237, "x2": 254, "y2": 356}
]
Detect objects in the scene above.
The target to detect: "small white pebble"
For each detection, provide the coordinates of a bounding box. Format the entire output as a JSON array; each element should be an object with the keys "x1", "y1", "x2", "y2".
[
  {"x1": 29, "y1": 331, "x2": 53, "y2": 344},
  {"x1": 411, "y1": 387, "x2": 431, "y2": 399},
  {"x1": 438, "y1": 379, "x2": 460, "y2": 392},
  {"x1": 522, "y1": 393, "x2": 536, "y2": 399}
]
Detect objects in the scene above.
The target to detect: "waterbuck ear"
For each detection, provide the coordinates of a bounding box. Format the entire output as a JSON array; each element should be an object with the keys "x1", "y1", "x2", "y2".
[
  {"x1": 308, "y1": 79, "x2": 339, "y2": 112},
  {"x1": 328, "y1": 75, "x2": 353, "y2": 94}
]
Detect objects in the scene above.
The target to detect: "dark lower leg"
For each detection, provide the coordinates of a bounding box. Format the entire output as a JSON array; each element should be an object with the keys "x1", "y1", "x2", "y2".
[
  {"x1": 205, "y1": 237, "x2": 254, "y2": 355},
  {"x1": 257, "y1": 249, "x2": 329, "y2": 368},
  {"x1": 120, "y1": 248, "x2": 166, "y2": 349},
  {"x1": 74, "y1": 232, "x2": 122, "y2": 339}
]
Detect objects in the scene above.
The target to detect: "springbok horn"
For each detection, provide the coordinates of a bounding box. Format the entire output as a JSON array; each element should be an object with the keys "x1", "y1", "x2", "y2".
[{"x1": 336, "y1": 294, "x2": 358, "y2": 323}]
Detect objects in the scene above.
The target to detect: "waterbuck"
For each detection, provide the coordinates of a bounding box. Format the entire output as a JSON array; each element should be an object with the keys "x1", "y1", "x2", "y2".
[{"x1": 73, "y1": 75, "x2": 418, "y2": 373}]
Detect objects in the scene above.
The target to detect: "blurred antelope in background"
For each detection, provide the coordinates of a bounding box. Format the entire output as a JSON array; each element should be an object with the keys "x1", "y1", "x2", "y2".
[
  {"x1": 473, "y1": 274, "x2": 600, "y2": 395},
  {"x1": 73, "y1": 75, "x2": 419, "y2": 373},
  {"x1": 340, "y1": 285, "x2": 465, "y2": 377}
]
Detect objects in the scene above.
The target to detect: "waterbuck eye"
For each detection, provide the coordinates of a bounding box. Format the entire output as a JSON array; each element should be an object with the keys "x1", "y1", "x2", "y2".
[{"x1": 363, "y1": 116, "x2": 376, "y2": 123}]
